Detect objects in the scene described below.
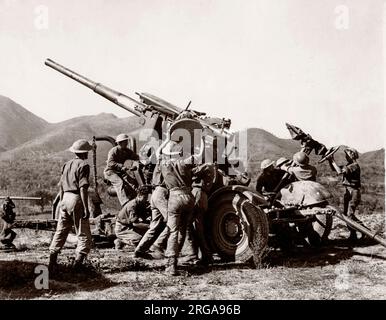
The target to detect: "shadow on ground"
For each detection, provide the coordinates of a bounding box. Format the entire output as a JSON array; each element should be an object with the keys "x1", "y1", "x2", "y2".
[{"x1": 0, "y1": 260, "x2": 116, "y2": 299}]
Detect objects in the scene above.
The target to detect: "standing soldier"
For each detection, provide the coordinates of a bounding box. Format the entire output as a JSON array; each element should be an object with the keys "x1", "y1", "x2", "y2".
[
  {"x1": 0, "y1": 197, "x2": 17, "y2": 249},
  {"x1": 156, "y1": 134, "x2": 204, "y2": 275},
  {"x1": 114, "y1": 186, "x2": 151, "y2": 250},
  {"x1": 134, "y1": 162, "x2": 169, "y2": 259},
  {"x1": 327, "y1": 147, "x2": 364, "y2": 242},
  {"x1": 179, "y1": 162, "x2": 216, "y2": 265},
  {"x1": 104, "y1": 134, "x2": 139, "y2": 206},
  {"x1": 48, "y1": 139, "x2": 93, "y2": 271}
]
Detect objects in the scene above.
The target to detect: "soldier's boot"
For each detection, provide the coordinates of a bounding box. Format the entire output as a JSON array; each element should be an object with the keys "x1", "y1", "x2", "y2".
[
  {"x1": 48, "y1": 252, "x2": 58, "y2": 273},
  {"x1": 73, "y1": 253, "x2": 87, "y2": 270},
  {"x1": 165, "y1": 257, "x2": 179, "y2": 276}
]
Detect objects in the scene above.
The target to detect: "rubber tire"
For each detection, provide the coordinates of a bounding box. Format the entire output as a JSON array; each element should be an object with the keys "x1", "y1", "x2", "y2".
[{"x1": 207, "y1": 192, "x2": 269, "y2": 266}]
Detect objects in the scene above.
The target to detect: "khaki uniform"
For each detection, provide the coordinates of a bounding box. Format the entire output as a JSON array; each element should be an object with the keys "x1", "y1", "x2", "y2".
[
  {"x1": 160, "y1": 158, "x2": 195, "y2": 259},
  {"x1": 255, "y1": 169, "x2": 287, "y2": 193},
  {"x1": 341, "y1": 162, "x2": 362, "y2": 231},
  {"x1": 286, "y1": 164, "x2": 317, "y2": 181},
  {"x1": 104, "y1": 146, "x2": 139, "y2": 206},
  {"x1": 179, "y1": 163, "x2": 215, "y2": 259},
  {"x1": 115, "y1": 198, "x2": 149, "y2": 246},
  {"x1": 135, "y1": 185, "x2": 169, "y2": 253},
  {"x1": 49, "y1": 158, "x2": 92, "y2": 255}
]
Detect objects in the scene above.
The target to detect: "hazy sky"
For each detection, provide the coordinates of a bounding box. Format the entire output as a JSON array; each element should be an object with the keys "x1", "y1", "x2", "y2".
[{"x1": 0, "y1": 0, "x2": 384, "y2": 152}]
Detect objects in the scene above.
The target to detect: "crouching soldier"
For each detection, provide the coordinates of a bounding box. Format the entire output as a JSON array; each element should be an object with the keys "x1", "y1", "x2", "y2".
[
  {"x1": 48, "y1": 139, "x2": 93, "y2": 271},
  {"x1": 327, "y1": 147, "x2": 364, "y2": 242},
  {"x1": 114, "y1": 186, "x2": 151, "y2": 249},
  {"x1": 0, "y1": 197, "x2": 17, "y2": 250}
]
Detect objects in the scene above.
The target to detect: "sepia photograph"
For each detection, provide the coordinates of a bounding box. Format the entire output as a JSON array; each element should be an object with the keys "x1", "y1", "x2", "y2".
[{"x1": 0, "y1": 0, "x2": 385, "y2": 304}]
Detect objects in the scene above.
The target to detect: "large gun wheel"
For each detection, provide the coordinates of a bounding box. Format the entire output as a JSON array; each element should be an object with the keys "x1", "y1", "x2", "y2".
[{"x1": 207, "y1": 192, "x2": 269, "y2": 266}]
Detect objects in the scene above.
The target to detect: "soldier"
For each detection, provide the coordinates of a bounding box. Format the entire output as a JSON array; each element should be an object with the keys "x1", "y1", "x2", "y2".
[
  {"x1": 281, "y1": 152, "x2": 317, "y2": 182},
  {"x1": 0, "y1": 197, "x2": 17, "y2": 249},
  {"x1": 327, "y1": 147, "x2": 364, "y2": 242},
  {"x1": 104, "y1": 134, "x2": 139, "y2": 206},
  {"x1": 134, "y1": 161, "x2": 169, "y2": 259},
  {"x1": 255, "y1": 159, "x2": 289, "y2": 194},
  {"x1": 48, "y1": 139, "x2": 93, "y2": 271},
  {"x1": 114, "y1": 186, "x2": 151, "y2": 250},
  {"x1": 180, "y1": 162, "x2": 216, "y2": 265},
  {"x1": 156, "y1": 134, "x2": 203, "y2": 275}
]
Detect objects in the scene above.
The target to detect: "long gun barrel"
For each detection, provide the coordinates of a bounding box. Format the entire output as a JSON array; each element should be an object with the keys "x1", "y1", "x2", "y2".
[
  {"x1": 0, "y1": 196, "x2": 42, "y2": 201},
  {"x1": 334, "y1": 211, "x2": 386, "y2": 248},
  {"x1": 45, "y1": 59, "x2": 145, "y2": 118}
]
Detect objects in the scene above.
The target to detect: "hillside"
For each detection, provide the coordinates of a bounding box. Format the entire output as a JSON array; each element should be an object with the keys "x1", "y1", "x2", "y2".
[
  {"x1": 0, "y1": 113, "x2": 140, "y2": 161},
  {"x1": 0, "y1": 95, "x2": 48, "y2": 151},
  {"x1": 0, "y1": 96, "x2": 383, "y2": 216}
]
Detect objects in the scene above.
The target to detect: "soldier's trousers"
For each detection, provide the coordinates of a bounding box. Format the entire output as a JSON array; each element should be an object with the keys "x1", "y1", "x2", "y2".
[
  {"x1": 104, "y1": 170, "x2": 133, "y2": 206},
  {"x1": 343, "y1": 187, "x2": 362, "y2": 232},
  {"x1": 191, "y1": 188, "x2": 212, "y2": 259},
  {"x1": 115, "y1": 220, "x2": 148, "y2": 246},
  {"x1": 49, "y1": 192, "x2": 92, "y2": 256},
  {"x1": 135, "y1": 186, "x2": 168, "y2": 253},
  {"x1": 176, "y1": 188, "x2": 212, "y2": 259},
  {"x1": 165, "y1": 188, "x2": 194, "y2": 259}
]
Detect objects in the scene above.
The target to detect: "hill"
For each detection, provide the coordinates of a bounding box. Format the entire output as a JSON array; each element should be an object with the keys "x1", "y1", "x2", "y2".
[
  {"x1": 0, "y1": 96, "x2": 383, "y2": 216},
  {"x1": 0, "y1": 113, "x2": 139, "y2": 161},
  {"x1": 0, "y1": 95, "x2": 48, "y2": 152}
]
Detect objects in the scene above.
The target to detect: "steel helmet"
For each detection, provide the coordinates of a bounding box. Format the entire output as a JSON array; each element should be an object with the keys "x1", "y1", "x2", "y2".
[
  {"x1": 261, "y1": 159, "x2": 275, "y2": 170},
  {"x1": 344, "y1": 147, "x2": 359, "y2": 160},
  {"x1": 293, "y1": 151, "x2": 309, "y2": 166},
  {"x1": 276, "y1": 157, "x2": 289, "y2": 168},
  {"x1": 69, "y1": 139, "x2": 93, "y2": 153},
  {"x1": 115, "y1": 133, "x2": 130, "y2": 143}
]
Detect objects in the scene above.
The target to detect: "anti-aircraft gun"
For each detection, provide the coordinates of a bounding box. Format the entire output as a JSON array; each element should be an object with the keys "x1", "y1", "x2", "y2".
[{"x1": 45, "y1": 59, "x2": 386, "y2": 265}]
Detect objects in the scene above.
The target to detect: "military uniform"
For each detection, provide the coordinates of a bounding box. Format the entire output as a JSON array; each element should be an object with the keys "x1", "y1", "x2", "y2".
[
  {"x1": 188, "y1": 163, "x2": 216, "y2": 262},
  {"x1": 341, "y1": 162, "x2": 362, "y2": 231},
  {"x1": 285, "y1": 164, "x2": 317, "y2": 181},
  {"x1": 135, "y1": 164, "x2": 169, "y2": 254},
  {"x1": 115, "y1": 197, "x2": 149, "y2": 247},
  {"x1": 160, "y1": 158, "x2": 195, "y2": 263},
  {"x1": 49, "y1": 158, "x2": 92, "y2": 256},
  {"x1": 255, "y1": 169, "x2": 287, "y2": 193},
  {"x1": 0, "y1": 198, "x2": 16, "y2": 247},
  {"x1": 104, "y1": 145, "x2": 139, "y2": 206}
]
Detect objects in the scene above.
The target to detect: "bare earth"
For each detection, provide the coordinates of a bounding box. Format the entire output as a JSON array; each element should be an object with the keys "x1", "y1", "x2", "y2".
[{"x1": 0, "y1": 212, "x2": 385, "y2": 300}]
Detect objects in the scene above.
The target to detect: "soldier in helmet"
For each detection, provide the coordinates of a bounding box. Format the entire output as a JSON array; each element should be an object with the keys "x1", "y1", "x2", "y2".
[
  {"x1": 150, "y1": 133, "x2": 203, "y2": 276},
  {"x1": 327, "y1": 147, "x2": 364, "y2": 242},
  {"x1": 255, "y1": 158, "x2": 289, "y2": 194},
  {"x1": 114, "y1": 186, "x2": 151, "y2": 250},
  {"x1": 281, "y1": 152, "x2": 317, "y2": 182},
  {"x1": 0, "y1": 197, "x2": 17, "y2": 249},
  {"x1": 49, "y1": 139, "x2": 93, "y2": 271},
  {"x1": 104, "y1": 133, "x2": 139, "y2": 206}
]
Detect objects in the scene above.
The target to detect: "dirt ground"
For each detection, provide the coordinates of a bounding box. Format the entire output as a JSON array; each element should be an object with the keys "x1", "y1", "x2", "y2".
[{"x1": 0, "y1": 212, "x2": 385, "y2": 300}]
